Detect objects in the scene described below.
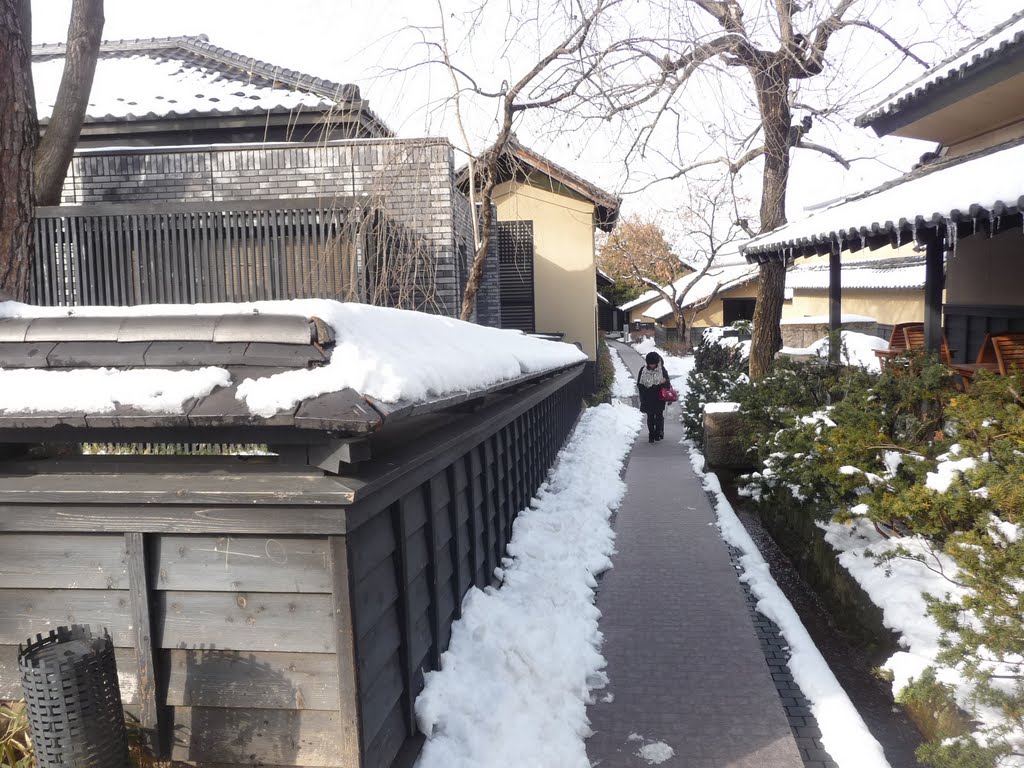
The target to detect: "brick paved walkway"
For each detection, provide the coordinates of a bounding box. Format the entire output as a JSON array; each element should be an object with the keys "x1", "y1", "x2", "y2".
[{"x1": 586, "y1": 342, "x2": 804, "y2": 768}]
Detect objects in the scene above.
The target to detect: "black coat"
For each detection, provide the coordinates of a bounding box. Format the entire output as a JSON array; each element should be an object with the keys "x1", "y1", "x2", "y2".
[{"x1": 636, "y1": 363, "x2": 670, "y2": 414}]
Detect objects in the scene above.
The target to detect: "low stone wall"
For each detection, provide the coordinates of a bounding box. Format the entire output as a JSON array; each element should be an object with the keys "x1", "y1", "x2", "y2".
[
  {"x1": 754, "y1": 496, "x2": 898, "y2": 664},
  {"x1": 781, "y1": 320, "x2": 879, "y2": 348},
  {"x1": 703, "y1": 407, "x2": 753, "y2": 471}
]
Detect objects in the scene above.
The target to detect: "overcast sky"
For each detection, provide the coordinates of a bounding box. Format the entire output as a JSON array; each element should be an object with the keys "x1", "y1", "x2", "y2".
[{"x1": 31, "y1": 0, "x2": 1017, "y2": 251}]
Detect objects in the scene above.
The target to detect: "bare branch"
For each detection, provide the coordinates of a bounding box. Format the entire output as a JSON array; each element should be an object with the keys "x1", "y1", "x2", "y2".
[
  {"x1": 795, "y1": 138, "x2": 851, "y2": 169},
  {"x1": 838, "y1": 19, "x2": 931, "y2": 68}
]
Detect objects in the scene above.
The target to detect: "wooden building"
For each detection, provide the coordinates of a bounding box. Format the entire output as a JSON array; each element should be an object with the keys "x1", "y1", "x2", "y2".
[
  {"x1": 743, "y1": 10, "x2": 1024, "y2": 363},
  {"x1": 0, "y1": 311, "x2": 585, "y2": 768}
]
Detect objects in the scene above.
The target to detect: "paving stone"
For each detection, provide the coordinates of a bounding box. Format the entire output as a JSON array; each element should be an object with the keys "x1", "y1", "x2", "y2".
[{"x1": 585, "y1": 343, "x2": 804, "y2": 768}]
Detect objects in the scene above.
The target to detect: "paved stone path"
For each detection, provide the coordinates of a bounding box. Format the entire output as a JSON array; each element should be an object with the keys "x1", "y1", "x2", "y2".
[{"x1": 586, "y1": 341, "x2": 804, "y2": 768}]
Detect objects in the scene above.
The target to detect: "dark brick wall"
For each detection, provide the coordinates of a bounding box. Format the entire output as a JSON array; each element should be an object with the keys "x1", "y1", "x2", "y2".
[{"x1": 60, "y1": 138, "x2": 473, "y2": 317}]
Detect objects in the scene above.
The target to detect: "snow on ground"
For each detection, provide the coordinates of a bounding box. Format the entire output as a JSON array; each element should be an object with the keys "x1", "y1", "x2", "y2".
[
  {"x1": 687, "y1": 447, "x2": 892, "y2": 768},
  {"x1": 608, "y1": 346, "x2": 637, "y2": 399},
  {"x1": 700, "y1": 326, "x2": 752, "y2": 360},
  {"x1": 413, "y1": 400, "x2": 642, "y2": 768},
  {"x1": 821, "y1": 520, "x2": 967, "y2": 698},
  {"x1": 779, "y1": 331, "x2": 889, "y2": 373},
  {"x1": 0, "y1": 300, "x2": 586, "y2": 416}
]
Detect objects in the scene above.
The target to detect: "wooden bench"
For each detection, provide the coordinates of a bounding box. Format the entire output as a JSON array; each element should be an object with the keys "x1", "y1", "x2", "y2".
[
  {"x1": 875, "y1": 322, "x2": 952, "y2": 366},
  {"x1": 950, "y1": 332, "x2": 1024, "y2": 384}
]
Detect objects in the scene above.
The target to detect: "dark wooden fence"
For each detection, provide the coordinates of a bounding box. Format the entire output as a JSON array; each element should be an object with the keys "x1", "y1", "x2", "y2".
[
  {"x1": 31, "y1": 199, "x2": 363, "y2": 307},
  {"x1": 0, "y1": 367, "x2": 585, "y2": 768}
]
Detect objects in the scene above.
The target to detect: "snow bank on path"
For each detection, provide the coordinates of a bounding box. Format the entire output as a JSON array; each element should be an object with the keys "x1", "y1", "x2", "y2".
[
  {"x1": 608, "y1": 346, "x2": 637, "y2": 398},
  {"x1": 0, "y1": 300, "x2": 586, "y2": 416},
  {"x1": 821, "y1": 520, "x2": 972, "y2": 702},
  {"x1": 414, "y1": 401, "x2": 642, "y2": 768},
  {"x1": 688, "y1": 447, "x2": 892, "y2": 768},
  {"x1": 779, "y1": 330, "x2": 889, "y2": 373}
]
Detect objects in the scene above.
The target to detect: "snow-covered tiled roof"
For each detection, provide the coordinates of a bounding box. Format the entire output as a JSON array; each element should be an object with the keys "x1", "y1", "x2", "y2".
[
  {"x1": 641, "y1": 263, "x2": 759, "y2": 321},
  {"x1": 785, "y1": 255, "x2": 925, "y2": 291},
  {"x1": 619, "y1": 289, "x2": 661, "y2": 312},
  {"x1": 743, "y1": 138, "x2": 1024, "y2": 263},
  {"x1": 857, "y1": 10, "x2": 1024, "y2": 128},
  {"x1": 32, "y1": 35, "x2": 391, "y2": 134}
]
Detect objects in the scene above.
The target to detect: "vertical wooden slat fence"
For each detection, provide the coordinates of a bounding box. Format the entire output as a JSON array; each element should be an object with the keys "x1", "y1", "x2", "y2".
[{"x1": 31, "y1": 199, "x2": 364, "y2": 307}]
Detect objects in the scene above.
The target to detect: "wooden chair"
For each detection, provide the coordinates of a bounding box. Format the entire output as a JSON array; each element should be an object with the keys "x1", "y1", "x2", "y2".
[
  {"x1": 950, "y1": 332, "x2": 1024, "y2": 384},
  {"x1": 992, "y1": 332, "x2": 1024, "y2": 374},
  {"x1": 874, "y1": 322, "x2": 952, "y2": 366}
]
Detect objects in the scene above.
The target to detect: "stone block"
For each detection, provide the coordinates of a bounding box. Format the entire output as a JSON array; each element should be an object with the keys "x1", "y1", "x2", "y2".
[{"x1": 702, "y1": 405, "x2": 753, "y2": 470}]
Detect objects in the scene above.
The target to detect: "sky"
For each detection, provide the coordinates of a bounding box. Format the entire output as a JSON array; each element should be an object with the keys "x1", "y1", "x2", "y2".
[{"x1": 30, "y1": 0, "x2": 1017, "y2": 253}]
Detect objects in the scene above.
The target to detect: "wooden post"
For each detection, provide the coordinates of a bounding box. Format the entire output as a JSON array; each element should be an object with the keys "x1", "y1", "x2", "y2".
[
  {"x1": 924, "y1": 228, "x2": 945, "y2": 356},
  {"x1": 829, "y1": 244, "x2": 842, "y2": 364},
  {"x1": 328, "y1": 536, "x2": 364, "y2": 767},
  {"x1": 125, "y1": 532, "x2": 165, "y2": 757}
]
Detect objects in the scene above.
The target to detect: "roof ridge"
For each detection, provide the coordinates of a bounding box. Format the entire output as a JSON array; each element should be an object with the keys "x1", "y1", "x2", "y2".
[
  {"x1": 33, "y1": 33, "x2": 362, "y2": 103},
  {"x1": 858, "y1": 10, "x2": 1024, "y2": 126}
]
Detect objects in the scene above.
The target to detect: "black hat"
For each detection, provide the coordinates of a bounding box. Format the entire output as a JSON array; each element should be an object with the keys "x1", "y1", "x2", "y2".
[{"x1": 645, "y1": 351, "x2": 660, "y2": 365}]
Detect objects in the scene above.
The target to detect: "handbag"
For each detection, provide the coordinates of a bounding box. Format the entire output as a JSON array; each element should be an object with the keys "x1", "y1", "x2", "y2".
[{"x1": 658, "y1": 385, "x2": 679, "y2": 402}]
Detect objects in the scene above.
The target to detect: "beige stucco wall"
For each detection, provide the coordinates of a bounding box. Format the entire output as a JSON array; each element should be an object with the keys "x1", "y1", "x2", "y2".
[
  {"x1": 688, "y1": 282, "x2": 760, "y2": 328},
  {"x1": 629, "y1": 299, "x2": 659, "y2": 326},
  {"x1": 783, "y1": 290, "x2": 925, "y2": 325},
  {"x1": 493, "y1": 180, "x2": 598, "y2": 360},
  {"x1": 946, "y1": 229, "x2": 1024, "y2": 306}
]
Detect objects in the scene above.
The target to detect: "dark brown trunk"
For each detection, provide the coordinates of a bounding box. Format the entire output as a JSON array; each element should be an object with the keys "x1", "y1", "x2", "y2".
[
  {"x1": 459, "y1": 164, "x2": 496, "y2": 322},
  {"x1": 748, "y1": 63, "x2": 792, "y2": 379},
  {"x1": 0, "y1": 0, "x2": 37, "y2": 302},
  {"x1": 34, "y1": 0, "x2": 104, "y2": 206}
]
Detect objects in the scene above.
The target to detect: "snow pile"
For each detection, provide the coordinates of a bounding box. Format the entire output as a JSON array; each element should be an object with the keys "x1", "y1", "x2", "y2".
[
  {"x1": 779, "y1": 331, "x2": 889, "y2": 372},
  {"x1": 688, "y1": 447, "x2": 892, "y2": 768},
  {"x1": 925, "y1": 446, "x2": 979, "y2": 493},
  {"x1": 0, "y1": 300, "x2": 586, "y2": 417},
  {"x1": 413, "y1": 401, "x2": 642, "y2": 768},
  {"x1": 704, "y1": 402, "x2": 740, "y2": 414},
  {"x1": 0, "y1": 367, "x2": 230, "y2": 414},
  {"x1": 627, "y1": 734, "x2": 675, "y2": 765},
  {"x1": 701, "y1": 326, "x2": 752, "y2": 359},
  {"x1": 608, "y1": 347, "x2": 637, "y2": 398},
  {"x1": 821, "y1": 520, "x2": 967, "y2": 698}
]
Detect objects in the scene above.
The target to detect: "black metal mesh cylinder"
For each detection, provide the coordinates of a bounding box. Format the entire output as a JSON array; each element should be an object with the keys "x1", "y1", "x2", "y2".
[{"x1": 18, "y1": 625, "x2": 132, "y2": 768}]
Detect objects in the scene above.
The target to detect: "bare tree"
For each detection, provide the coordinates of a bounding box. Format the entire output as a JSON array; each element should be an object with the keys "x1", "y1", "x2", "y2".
[
  {"x1": 620, "y1": 182, "x2": 749, "y2": 345},
  {"x1": 409, "y1": 0, "x2": 624, "y2": 320},
  {"x1": 35, "y1": 0, "x2": 104, "y2": 206},
  {"x1": 0, "y1": 0, "x2": 36, "y2": 302},
  {"x1": 595, "y1": 0, "x2": 952, "y2": 377},
  {"x1": 0, "y1": 0, "x2": 103, "y2": 301}
]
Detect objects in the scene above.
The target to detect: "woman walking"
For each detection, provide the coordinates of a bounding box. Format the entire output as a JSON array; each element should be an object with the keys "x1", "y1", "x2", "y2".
[{"x1": 637, "y1": 351, "x2": 671, "y2": 443}]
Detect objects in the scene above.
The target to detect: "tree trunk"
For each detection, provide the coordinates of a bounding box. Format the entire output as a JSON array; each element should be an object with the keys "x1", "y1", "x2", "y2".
[
  {"x1": 748, "y1": 63, "x2": 792, "y2": 379},
  {"x1": 673, "y1": 306, "x2": 688, "y2": 349},
  {"x1": 459, "y1": 166, "x2": 496, "y2": 322},
  {"x1": 0, "y1": 0, "x2": 37, "y2": 302},
  {"x1": 34, "y1": 0, "x2": 104, "y2": 206}
]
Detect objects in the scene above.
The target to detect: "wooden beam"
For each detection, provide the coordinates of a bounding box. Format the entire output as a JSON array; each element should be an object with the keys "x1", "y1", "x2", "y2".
[
  {"x1": 924, "y1": 230, "x2": 945, "y2": 355},
  {"x1": 125, "y1": 533, "x2": 167, "y2": 757},
  {"x1": 829, "y1": 244, "x2": 842, "y2": 364},
  {"x1": 329, "y1": 537, "x2": 363, "y2": 767}
]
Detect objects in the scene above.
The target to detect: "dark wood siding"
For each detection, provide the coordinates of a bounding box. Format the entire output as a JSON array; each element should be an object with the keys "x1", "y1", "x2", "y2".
[
  {"x1": 0, "y1": 366, "x2": 585, "y2": 768},
  {"x1": 497, "y1": 220, "x2": 535, "y2": 333}
]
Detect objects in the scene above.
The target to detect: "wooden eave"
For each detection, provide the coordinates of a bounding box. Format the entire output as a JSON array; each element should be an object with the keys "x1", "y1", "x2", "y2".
[{"x1": 862, "y1": 47, "x2": 1024, "y2": 142}]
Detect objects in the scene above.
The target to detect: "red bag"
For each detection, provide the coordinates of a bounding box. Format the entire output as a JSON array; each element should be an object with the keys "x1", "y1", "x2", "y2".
[{"x1": 658, "y1": 386, "x2": 679, "y2": 402}]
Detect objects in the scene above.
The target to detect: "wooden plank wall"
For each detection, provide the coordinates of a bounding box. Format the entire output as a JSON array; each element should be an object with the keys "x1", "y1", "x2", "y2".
[
  {"x1": 944, "y1": 304, "x2": 1024, "y2": 364},
  {"x1": 0, "y1": 370, "x2": 585, "y2": 768},
  {"x1": 350, "y1": 372, "x2": 585, "y2": 768},
  {"x1": 31, "y1": 202, "x2": 360, "y2": 308}
]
